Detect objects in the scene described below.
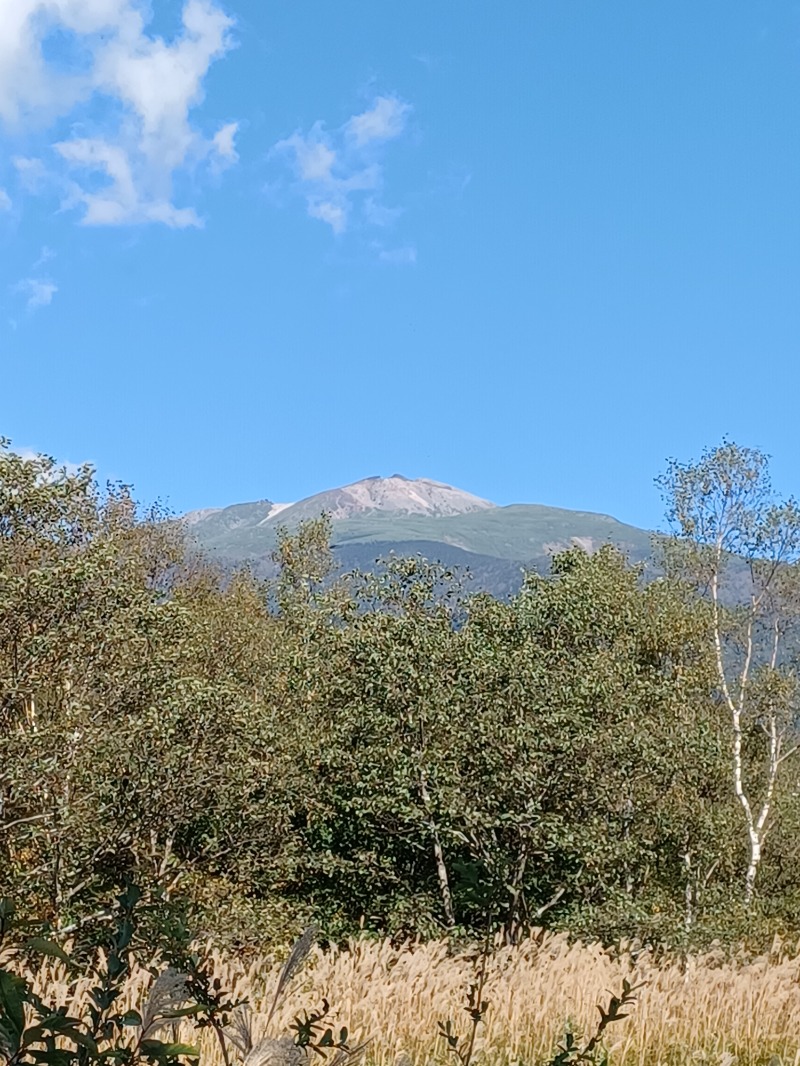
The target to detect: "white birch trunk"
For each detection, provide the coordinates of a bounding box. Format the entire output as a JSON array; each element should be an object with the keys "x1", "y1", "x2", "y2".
[
  {"x1": 712, "y1": 555, "x2": 786, "y2": 905},
  {"x1": 419, "y1": 769, "x2": 455, "y2": 927}
]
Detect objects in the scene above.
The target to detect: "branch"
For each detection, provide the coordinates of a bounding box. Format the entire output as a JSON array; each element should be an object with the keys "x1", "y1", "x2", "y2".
[
  {"x1": 0, "y1": 812, "x2": 50, "y2": 833},
  {"x1": 57, "y1": 908, "x2": 116, "y2": 935},
  {"x1": 770, "y1": 617, "x2": 780, "y2": 672},
  {"x1": 777, "y1": 743, "x2": 800, "y2": 767},
  {"x1": 737, "y1": 613, "x2": 754, "y2": 713},
  {"x1": 701, "y1": 858, "x2": 720, "y2": 892},
  {"x1": 533, "y1": 886, "x2": 566, "y2": 921},
  {"x1": 710, "y1": 557, "x2": 738, "y2": 718}
]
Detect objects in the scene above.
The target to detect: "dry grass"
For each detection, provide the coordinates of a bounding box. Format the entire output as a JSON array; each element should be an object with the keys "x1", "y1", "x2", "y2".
[{"x1": 25, "y1": 932, "x2": 800, "y2": 1066}]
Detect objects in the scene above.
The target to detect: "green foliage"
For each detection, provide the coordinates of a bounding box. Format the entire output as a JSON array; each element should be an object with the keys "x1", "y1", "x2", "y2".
[
  {"x1": 0, "y1": 884, "x2": 211, "y2": 1066},
  {"x1": 545, "y1": 979, "x2": 641, "y2": 1066},
  {"x1": 289, "y1": 1003, "x2": 349, "y2": 1059},
  {"x1": 658, "y1": 439, "x2": 800, "y2": 904},
  {"x1": 0, "y1": 887, "x2": 354, "y2": 1066},
  {"x1": 3, "y1": 438, "x2": 800, "y2": 951},
  {"x1": 436, "y1": 935, "x2": 489, "y2": 1066}
]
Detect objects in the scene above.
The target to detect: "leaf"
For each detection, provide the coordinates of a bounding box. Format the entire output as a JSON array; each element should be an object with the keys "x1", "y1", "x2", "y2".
[
  {"x1": 141, "y1": 1039, "x2": 199, "y2": 1059},
  {"x1": 26, "y1": 938, "x2": 72, "y2": 966},
  {"x1": 0, "y1": 969, "x2": 28, "y2": 1052},
  {"x1": 24, "y1": 1016, "x2": 99, "y2": 1053},
  {"x1": 27, "y1": 1049, "x2": 76, "y2": 1066},
  {"x1": 160, "y1": 1044, "x2": 199, "y2": 1058},
  {"x1": 162, "y1": 1005, "x2": 207, "y2": 1019},
  {"x1": 98, "y1": 1050, "x2": 133, "y2": 1064}
]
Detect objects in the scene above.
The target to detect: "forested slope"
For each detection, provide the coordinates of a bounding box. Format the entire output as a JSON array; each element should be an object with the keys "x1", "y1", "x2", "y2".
[{"x1": 2, "y1": 441, "x2": 799, "y2": 950}]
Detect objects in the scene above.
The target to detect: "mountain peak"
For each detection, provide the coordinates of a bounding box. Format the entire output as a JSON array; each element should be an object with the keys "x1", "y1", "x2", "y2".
[{"x1": 273, "y1": 475, "x2": 496, "y2": 524}]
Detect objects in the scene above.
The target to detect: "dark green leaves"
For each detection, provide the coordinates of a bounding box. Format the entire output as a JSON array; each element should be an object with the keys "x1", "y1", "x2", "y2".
[
  {"x1": 289, "y1": 1001, "x2": 350, "y2": 1058},
  {"x1": 0, "y1": 970, "x2": 27, "y2": 1056},
  {"x1": 0, "y1": 886, "x2": 237, "y2": 1066},
  {"x1": 25, "y1": 941, "x2": 72, "y2": 968}
]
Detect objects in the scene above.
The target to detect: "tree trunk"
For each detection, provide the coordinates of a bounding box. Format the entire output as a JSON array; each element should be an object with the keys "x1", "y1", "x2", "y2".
[
  {"x1": 683, "y1": 849, "x2": 693, "y2": 932},
  {"x1": 430, "y1": 822, "x2": 455, "y2": 928},
  {"x1": 744, "y1": 832, "x2": 761, "y2": 906},
  {"x1": 419, "y1": 769, "x2": 455, "y2": 927}
]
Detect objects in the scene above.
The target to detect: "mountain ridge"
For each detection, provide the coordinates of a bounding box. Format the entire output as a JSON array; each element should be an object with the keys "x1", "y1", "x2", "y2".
[{"x1": 186, "y1": 475, "x2": 654, "y2": 596}]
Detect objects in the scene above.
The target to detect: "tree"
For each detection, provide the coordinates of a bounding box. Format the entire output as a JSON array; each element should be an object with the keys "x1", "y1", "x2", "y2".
[
  {"x1": 658, "y1": 440, "x2": 800, "y2": 904},
  {"x1": 6, "y1": 437, "x2": 800, "y2": 946},
  {"x1": 267, "y1": 533, "x2": 730, "y2": 943},
  {"x1": 268, "y1": 547, "x2": 469, "y2": 935},
  {"x1": 502, "y1": 546, "x2": 730, "y2": 942},
  {"x1": 0, "y1": 442, "x2": 288, "y2": 933}
]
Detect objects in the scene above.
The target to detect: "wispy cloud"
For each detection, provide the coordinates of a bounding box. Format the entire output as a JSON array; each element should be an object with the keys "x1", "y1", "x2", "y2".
[
  {"x1": 344, "y1": 96, "x2": 411, "y2": 147},
  {"x1": 13, "y1": 156, "x2": 47, "y2": 192},
  {"x1": 0, "y1": 0, "x2": 238, "y2": 227},
  {"x1": 8, "y1": 247, "x2": 58, "y2": 317},
  {"x1": 363, "y1": 198, "x2": 403, "y2": 227},
  {"x1": 0, "y1": 188, "x2": 10, "y2": 211},
  {"x1": 308, "y1": 199, "x2": 348, "y2": 235},
  {"x1": 272, "y1": 94, "x2": 411, "y2": 237},
  {"x1": 14, "y1": 277, "x2": 58, "y2": 310},
  {"x1": 33, "y1": 246, "x2": 55, "y2": 270},
  {"x1": 378, "y1": 245, "x2": 417, "y2": 266},
  {"x1": 210, "y1": 122, "x2": 239, "y2": 171}
]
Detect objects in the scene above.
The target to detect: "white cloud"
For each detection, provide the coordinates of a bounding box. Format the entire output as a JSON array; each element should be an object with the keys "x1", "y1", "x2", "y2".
[
  {"x1": 12, "y1": 447, "x2": 88, "y2": 479},
  {"x1": 211, "y1": 121, "x2": 238, "y2": 163},
  {"x1": 0, "y1": 188, "x2": 10, "y2": 211},
  {"x1": 13, "y1": 156, "x2": 47, "y2": 191},
  {"x1": 273, "y1": 94, "x2": 411, "y2": 236},
  {"x1": 279, "y1": 126, "x2": 337, "y2": 182},
  {"x1": 14, "y1": 277, "x2": 58, "y2": 310},
  {"x1": 0, "y1": 0, "x2": 237, "y2": 227},
  {"x1": 363, "y1": 197, "x2": 402, "y2": 227},
  {"x1": 308, "y1": 200, "x2": 347, "y2": 235},
  {"x1": 33, "y1": 245, "x2": 55, "y2": 268},
  {"x1": 345, "y1": 96, "x2": 411, "y2": 147},
  {"x1": 57, "y1": 137, "x2": 200, "y2": 226},
  {"x1": 379, "y1": 245, "x2": 417, "y2": 266}
]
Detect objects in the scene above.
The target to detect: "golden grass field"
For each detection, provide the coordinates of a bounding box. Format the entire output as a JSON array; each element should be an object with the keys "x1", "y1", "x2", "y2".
[{"x1": 26, "y1": 932, "x2": 800, "y2": 1066}]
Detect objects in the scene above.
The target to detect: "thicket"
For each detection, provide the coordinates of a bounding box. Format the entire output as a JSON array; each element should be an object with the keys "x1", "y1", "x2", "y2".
[{"x1": 2, "y1": 438, "x2": 800, "y2": 952}]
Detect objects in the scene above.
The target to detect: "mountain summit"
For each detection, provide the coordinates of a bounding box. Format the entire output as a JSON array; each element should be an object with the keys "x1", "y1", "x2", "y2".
[
  {"x1": 274, "y1": 475, "x2": 495, "y2": 524},
  {"x1": 186, "y1": 475, "x2": 654, "y2": 599}
]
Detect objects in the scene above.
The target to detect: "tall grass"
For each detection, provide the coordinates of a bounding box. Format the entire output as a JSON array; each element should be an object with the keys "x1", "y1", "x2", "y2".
[{"x1": 26, "y1": 932, "x2": 800, "y2": 1066}]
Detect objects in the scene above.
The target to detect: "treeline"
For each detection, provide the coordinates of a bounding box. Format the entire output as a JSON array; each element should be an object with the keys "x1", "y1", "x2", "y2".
[{"x1": 1, "y1": 439, "x2": 799, "y2": 950}]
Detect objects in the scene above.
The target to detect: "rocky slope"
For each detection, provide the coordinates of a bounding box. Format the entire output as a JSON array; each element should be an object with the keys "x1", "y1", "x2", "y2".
[{"x1": 271, "y1": 474, "x2": 495, "y2": 523}]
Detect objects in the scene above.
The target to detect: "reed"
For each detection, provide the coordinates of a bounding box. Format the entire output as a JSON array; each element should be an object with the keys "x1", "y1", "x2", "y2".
[{"x1": 25, "y1": 932, "x2": 800, "y2": 1066}]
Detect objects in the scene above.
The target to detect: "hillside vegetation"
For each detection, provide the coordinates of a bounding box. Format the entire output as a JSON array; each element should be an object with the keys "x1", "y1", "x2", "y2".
[{"x1": 1, "y1": 439, "x2": 800, "y2": 955}]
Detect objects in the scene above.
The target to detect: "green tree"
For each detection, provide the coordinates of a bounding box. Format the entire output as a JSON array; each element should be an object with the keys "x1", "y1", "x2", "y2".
[
  {"x1": 0, "y1": 443, "x2": 287, "y2": 934},
  {"x1": 497, "y1": 546, "x2": 730, "y2": 943},
  {"x1": 658, "y1": 440, "x2": 800, "y2": 904}
]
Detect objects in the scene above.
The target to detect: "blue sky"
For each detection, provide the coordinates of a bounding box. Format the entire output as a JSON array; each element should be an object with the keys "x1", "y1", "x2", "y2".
[{"x1": 2, "y1": 1, "x2": 799, "y2": 529}]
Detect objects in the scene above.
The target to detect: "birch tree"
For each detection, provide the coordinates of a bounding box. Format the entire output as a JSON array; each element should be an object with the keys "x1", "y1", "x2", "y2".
[{"x1": 658, "y1": 441, "x2": 800, "y2": 904}]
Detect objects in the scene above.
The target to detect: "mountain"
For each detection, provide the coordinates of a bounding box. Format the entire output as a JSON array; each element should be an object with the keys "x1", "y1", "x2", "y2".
[
  {"x1": 269, "y1": 474, "x2": 494, "y2": 523},
  {"x1": 185, "y1": 475, "x2": 655, "y2": 596}
]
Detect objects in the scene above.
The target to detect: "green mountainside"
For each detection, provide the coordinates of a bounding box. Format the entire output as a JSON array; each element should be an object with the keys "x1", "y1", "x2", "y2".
[
  {"x1": 186, "y1": 477, "x2": 654, "y2": 595},
  {"x1": 328, "y1": 505, "x2": 652, "y2": 560}
]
